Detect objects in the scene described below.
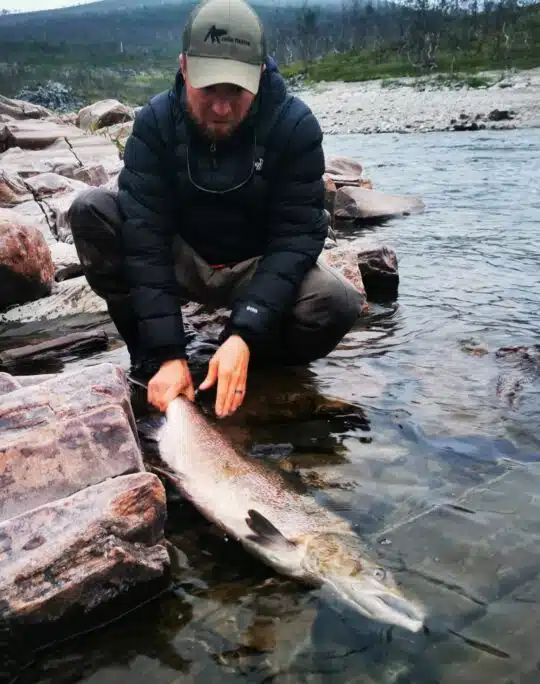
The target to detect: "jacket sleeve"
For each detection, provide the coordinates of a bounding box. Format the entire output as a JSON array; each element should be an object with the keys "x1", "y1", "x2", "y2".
[
  {"x1": 226, "y1": 106, "x2": 327, "y2": 346},
  {"x1": 117, "y1": 101, "x2": 188, "y2": 365}
]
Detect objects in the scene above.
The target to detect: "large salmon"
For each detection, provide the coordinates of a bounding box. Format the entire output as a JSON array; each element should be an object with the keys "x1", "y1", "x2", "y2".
[{"x1": 153, "y1": 396, "x2": 426, "y2": 633}]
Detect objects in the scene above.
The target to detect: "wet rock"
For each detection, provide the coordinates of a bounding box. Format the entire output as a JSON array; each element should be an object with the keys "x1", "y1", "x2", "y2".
[
  {"x1": 0, "y1": 211, "x2": 55, "y2": 311},
  {"x1": 0, "y1": 169, "x2": 32, "y2": 207},
  {"x1": 0, "y1": 275, "x2": 106, "y2": 323},
  {"x1": 355, "y1": 238, "x2": 399, "y2": 300},
  {"x1": 319, "y1": 246, "x2": 368, "y2": 310},
  {"x1": 77, "y1": 99, "x2": 134, "y2": 132},
  {"x1": 494, "y1": 344, "x2": 540, "y2": 407},
  {"x1": 324, "y1": 155, "x2": 364, "y2": 186},
  {"x1": 0, "y1": 329, "x2": 109, "y2": 371},
  {"x1": 0, "y1": 471, "x2": 169, "y2": 625},
  {"x1": 0, "y1": 94, "x2": 52, "y2": 120},
  {"x1": 323, "y1": 175, "x2": 337, "y2": 224},
  {"x1": 459, "y1": 337, "x2": 489, "y2": 356},
  {"x1": 0, "y1": 362, "x2": 143, "y2": 522},
  {"x1": 334, "y1": 185, "x2": 424, "y2": 222}
]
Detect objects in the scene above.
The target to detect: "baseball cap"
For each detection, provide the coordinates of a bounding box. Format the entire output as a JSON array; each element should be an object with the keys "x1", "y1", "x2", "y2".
[{"x1": 182, "y1": 0, "x2": 266, "y2": 95}]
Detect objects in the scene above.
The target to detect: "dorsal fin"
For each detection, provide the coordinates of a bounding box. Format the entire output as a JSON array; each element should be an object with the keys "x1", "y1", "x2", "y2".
[{"x1": 245, "y1": 509, "x2": 297, "y2": 549}]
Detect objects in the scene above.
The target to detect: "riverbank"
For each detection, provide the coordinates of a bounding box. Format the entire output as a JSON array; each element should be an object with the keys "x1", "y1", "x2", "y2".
[{"x1": 294, "y1": 67, "x2": 540, "y2": 135}]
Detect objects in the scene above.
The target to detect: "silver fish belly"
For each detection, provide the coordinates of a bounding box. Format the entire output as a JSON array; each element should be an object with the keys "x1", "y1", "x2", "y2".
[{"x1": 155, "y1": 397, "x2": 426, "y2": 633}]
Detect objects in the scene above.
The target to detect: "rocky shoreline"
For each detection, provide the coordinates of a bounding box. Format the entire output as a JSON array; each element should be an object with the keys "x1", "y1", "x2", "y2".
[
  {"x1": 293, "y1": 67, "x2": 540, "y2": 135},
  {"x1": 0, "y1": 92, "x2": 424, "y2": 643}
]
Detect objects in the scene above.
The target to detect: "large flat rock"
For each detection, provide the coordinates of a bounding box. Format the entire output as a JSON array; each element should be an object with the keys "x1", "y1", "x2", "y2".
[
  {"x1": 0, "y1": 362, "x2": 143, "y2": 522},
  {"x1": 0, "y1": 139, "x2": 82, "y2": 177},
  {"x1": 0, "y1": 471, "x2": 169, "y2": 624},
  {"x1": 0, "y1": 119, "x2": 86, "y2": 152},
  {"x1": 335, "y1": 185, "x2": 425, "y2": 221},
  {"x1": 0, "y1": 135, "x2": 121, "y2": 179}
]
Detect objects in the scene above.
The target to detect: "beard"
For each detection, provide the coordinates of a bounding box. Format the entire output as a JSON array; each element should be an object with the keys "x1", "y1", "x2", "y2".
[{"x1": 185, "y1": 101, "x2": 243, "y2": 141}]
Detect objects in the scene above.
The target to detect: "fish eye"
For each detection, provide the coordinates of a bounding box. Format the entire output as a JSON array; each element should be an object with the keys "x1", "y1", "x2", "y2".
[{"x1": 373, "y1": 567, "x2": 387, "y2": 581}]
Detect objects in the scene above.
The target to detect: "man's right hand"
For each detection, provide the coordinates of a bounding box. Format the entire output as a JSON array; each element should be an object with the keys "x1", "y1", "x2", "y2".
[{"x1": 147, "y1": 359, "x2": 195, "y2": 412}]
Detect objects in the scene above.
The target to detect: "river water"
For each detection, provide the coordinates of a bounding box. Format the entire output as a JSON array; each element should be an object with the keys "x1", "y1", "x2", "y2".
[{"x1": 6, "y1": 128, "x2": 540, "y2": 684}]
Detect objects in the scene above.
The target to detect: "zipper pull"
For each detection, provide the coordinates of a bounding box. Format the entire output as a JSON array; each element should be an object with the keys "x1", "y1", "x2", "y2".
[{"x1": 210, "y1": 142, "x2": 217, "y2": 169}]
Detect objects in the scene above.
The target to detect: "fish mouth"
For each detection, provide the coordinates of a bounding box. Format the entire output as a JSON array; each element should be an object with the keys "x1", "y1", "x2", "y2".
[
  {"x1": 377, "y1": 591, "x2": 426, "y2": 632},
  {"x1": 325, "y1": 579, "x2": 426, "y2": 633}
]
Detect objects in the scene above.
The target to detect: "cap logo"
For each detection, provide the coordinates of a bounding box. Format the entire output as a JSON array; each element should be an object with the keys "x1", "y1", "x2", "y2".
[
  {"x1": 203, "y1": 24, "x2": 252, "y2": 47},
  {"x1": 204, "y1": 25, "x2": 228, "y2": 44}
]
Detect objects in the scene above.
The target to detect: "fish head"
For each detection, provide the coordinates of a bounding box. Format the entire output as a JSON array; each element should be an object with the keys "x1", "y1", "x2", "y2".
[{"x1": 301, "y1": 533, "x2": 426, "y2": 633}]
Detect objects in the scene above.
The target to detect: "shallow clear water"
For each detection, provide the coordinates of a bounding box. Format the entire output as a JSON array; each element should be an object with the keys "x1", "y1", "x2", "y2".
[{"x1": 5, "y1": 128, "x2": 540, "y2": 684}]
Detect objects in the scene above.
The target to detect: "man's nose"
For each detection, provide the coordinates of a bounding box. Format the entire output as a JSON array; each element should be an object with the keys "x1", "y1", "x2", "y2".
[{"x1": 211, "y1": 97, "x2": 232, "y2": 118}]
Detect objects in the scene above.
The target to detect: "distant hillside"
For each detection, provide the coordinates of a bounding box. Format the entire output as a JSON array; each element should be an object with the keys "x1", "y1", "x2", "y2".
[{"x1": 0, "y1": 0, "x2": 538, "y2": 108}]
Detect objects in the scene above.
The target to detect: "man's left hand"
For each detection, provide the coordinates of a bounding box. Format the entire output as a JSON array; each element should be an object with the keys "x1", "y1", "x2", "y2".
[{"x1": 199, "y1": 335, "x2": 250, "y2": 418}]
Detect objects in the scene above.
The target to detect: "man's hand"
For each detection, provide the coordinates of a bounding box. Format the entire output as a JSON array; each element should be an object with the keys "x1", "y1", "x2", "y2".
[
  {"x1": 199, "y1": 335, "x2": 250, "y2": 418},
  {"x1": 148, "y1": 359, "x2": 195, "y2": 412}
]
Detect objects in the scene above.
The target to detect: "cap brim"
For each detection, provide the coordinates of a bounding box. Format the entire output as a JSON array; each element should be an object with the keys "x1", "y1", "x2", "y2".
[{"x1": 186, "y1": 56, "x2": 262, "y2": 95}]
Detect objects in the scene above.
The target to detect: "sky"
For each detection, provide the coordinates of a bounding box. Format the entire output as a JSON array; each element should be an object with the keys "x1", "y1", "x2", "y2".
[{"x1": 2, "y1": 0, "x2": 96, "y2": 11}]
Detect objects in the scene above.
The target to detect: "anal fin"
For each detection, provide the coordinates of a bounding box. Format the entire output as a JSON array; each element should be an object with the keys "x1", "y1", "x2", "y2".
[{"x1": 245, "y1": 509, "x2": 297, "y2": 549}]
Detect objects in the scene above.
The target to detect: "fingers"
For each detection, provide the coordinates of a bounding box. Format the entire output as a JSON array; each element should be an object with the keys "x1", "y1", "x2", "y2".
[
  {"x1": 218, "y1": 365, "x2": 248, "y2": 418},
  {"x1": 215, "y1": 365, "x2": 232, "y2": 418},
  {"x1": 184, "y1": 382, "x2": 196, "y2": 402},
  {"x1": 199, "y1": 358, "x2": 218, "y2": 391},
  {"x1": 147, "y1": 360, "x2": 195, "y2": 413},
  {"x1": 229, "y1": 373, "x2": 246, "y2": 415}
]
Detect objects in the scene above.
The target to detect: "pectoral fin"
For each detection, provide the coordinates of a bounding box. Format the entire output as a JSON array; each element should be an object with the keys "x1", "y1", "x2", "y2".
[{"x1": 245, "y1": 509, "x2": 297, "y2": 550}]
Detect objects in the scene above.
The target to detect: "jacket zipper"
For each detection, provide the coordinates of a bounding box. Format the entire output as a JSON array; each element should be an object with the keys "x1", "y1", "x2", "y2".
[{"x1": 210, "y1": 142, "x2": 217, "y2": 169}]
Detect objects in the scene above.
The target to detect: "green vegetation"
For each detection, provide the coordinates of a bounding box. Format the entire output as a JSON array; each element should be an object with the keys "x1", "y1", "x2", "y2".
[{"x1": 0, "y1": 0, "x2": 538, "y2": 107}]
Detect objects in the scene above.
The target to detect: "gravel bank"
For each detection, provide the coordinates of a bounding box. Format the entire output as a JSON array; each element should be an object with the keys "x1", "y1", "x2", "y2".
[{"x1": 295, "y1": 67, "x2": 540, "y2": 134}]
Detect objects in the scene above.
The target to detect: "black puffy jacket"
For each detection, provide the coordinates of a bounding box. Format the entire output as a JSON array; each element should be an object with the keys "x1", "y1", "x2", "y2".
[{"x1": 117, "y1": 58, "x2": 327, "y2": 365}]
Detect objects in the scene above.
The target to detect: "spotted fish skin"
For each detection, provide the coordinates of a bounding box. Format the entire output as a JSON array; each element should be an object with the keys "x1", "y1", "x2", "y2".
[{"x1": 156, "y1": 397, "x2": 426, "y2": 633}]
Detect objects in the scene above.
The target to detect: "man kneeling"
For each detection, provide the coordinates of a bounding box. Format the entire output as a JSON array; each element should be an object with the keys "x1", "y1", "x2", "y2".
[{"x1": 68, "y1": 0, "x2": 364, "y2": 417}]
